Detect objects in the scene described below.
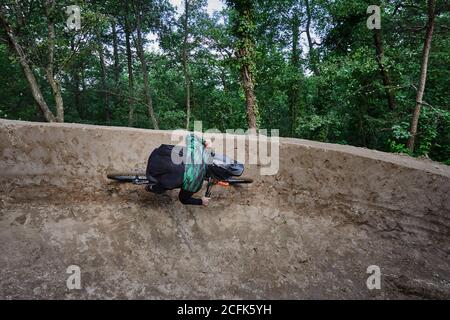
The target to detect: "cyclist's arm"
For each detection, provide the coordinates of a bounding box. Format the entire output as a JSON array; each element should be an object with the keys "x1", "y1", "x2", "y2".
[{"x1": 178, "y1": 188, "x2": 203, "y2": 205}]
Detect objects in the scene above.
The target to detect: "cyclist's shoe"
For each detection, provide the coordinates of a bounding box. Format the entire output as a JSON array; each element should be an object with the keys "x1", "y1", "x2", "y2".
[{"x1": 145, "y1": 184, "x2": 165, "y2": 194}]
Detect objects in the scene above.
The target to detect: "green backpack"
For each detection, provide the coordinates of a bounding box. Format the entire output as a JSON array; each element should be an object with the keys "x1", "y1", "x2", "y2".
[{"x1": 182, "y1": 133, "x2": 209, "y2": 193}]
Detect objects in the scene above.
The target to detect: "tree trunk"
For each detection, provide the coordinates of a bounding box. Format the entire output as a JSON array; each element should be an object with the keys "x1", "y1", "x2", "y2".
[
  {"x1": 124, "y1": 14, "x2": 135, "y2": 127},
  {"x1": 305, "y1": 0, "x2": 320, "y2": 76},
  {"x1": 98, "y1": 40, "x2": 111, "y2": 121},
  {"x1": 407, "y1": 0, "x2": 436, "y2": 152},
  {"x1": 45, "y1": 0, "x2": 64, "y2": 122},
  {"x1": 111, "y1": 21, "x2": 121, "y2": 108},
  {"x1": 239, "y1": 47, "x2": 258, "y2": 129},
  {"x1": 182, "y1": 0, "x2": 191, "y2": 129},
  {"x1": 229, "y1": 0, "x2": 259, "y2": 129},
  {"x1": 73, "y1": 66, "x2": 83, "y2": 119},
  {"x1": 0, "y1": 7, "x2": 56, "y2": 122},
  {"x1": 80, "y1": 60, "x2": 87, "y2": 117},
  {"x1": 289, "y1": 10, "x2": 301, "y2": 136},
  {"x1": 373, "y1": 29, "x2": 395, "y2": 110},
  {"x1": 70, "y1": 39, "x2": 83, "y2": 119},
  {"x1": 134, "y1": 1, "x2": 159, "y2": 129}
]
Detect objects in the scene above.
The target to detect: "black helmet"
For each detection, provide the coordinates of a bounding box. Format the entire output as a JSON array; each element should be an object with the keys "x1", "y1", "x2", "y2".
[{"x1": 206, "y1": 153, "x2": 244, "y2": 180}]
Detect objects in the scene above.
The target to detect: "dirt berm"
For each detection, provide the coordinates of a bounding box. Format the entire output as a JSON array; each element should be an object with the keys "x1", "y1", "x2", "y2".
[{"x1": 0, "y1": 119, "x2": 449, "y2": 299}]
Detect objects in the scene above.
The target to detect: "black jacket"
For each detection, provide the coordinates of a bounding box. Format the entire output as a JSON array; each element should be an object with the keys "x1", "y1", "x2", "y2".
[{"x1": 146, "y1": 144, "x2": 202, "y2": 205}]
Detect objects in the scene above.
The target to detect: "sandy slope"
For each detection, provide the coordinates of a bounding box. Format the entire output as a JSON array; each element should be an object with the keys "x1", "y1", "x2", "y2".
[{"x1": 0, "y1": 119, "x2": 449, "y2": 299}]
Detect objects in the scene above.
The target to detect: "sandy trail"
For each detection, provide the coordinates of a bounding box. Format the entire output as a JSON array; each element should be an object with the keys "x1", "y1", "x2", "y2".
[{"x1": 0, "y1": 119, "x2": 449, "y2": 299}]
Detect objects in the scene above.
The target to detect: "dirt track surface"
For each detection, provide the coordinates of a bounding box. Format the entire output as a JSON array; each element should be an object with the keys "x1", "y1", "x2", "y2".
[{"x1": 1, "y1": 119, "x2": 449, "y2": 299}]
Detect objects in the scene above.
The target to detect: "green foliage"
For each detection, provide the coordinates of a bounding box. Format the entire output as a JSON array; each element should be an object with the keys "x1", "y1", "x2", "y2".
[
  {"x1": 389, "y1": 122, "x2": 411, "y2": 155},
  {"x1": 296, "y1": 113, "x2": 342, "y2": 142},
  {"x1": 0, "y1": 0, "x2": 448, "y2": 164}
]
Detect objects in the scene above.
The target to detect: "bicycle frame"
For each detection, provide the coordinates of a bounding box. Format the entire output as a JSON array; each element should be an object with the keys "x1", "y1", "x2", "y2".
[{"x1": 108, "y1": 174, "x2": 250, "y2": 197}]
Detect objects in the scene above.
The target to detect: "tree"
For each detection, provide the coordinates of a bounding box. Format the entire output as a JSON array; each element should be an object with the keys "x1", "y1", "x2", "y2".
[
  {"x1": 305, "y1": 0, "x2": 320, "y2": 76},
  {"x1": 373, "y1": 28, "x2": 395, "y2": 110},
  {"x1": 1, "y1": 0, "x2": 106, "y2": 123},
  {"x1": 123, "y1": 6, "x2": 136, "y2": 126},
  {"x1": 0, "y1": 3, "x2": 57, "y2": 122},
  {"x1": 227, "y1": 0, "x2": 260, "y2": 129},
  {"x1": 133, "y1": 0, "x2": 159, "y2": 129},
  {"x1": 44, "y1": 0, "x2": 64, "y2": 122},
  {"x1": 182, "y1": 0, "x2": 192, "y2": 129},
  {"x1": 289, "y1": 8, "x2": 301, "y2": 135},
  {"x1": 97, "y1": 33, "x2": 111, "y2": 121},
  {"x1": 111, "y1": 20, "x2": 121, "y2": 102},
  {"x1": 407, "y1": 0, "x2": 437, "y2": 152}
]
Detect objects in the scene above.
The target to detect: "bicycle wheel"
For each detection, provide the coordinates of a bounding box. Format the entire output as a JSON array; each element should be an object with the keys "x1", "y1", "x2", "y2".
[{"x1": 107, "y1": 172, "x2": 147, "y2": 183}]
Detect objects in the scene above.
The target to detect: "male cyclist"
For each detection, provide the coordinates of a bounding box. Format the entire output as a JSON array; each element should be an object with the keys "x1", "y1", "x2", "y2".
[{"x1": 145, "y1": 134, "x2": 213, "y2": 206}]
